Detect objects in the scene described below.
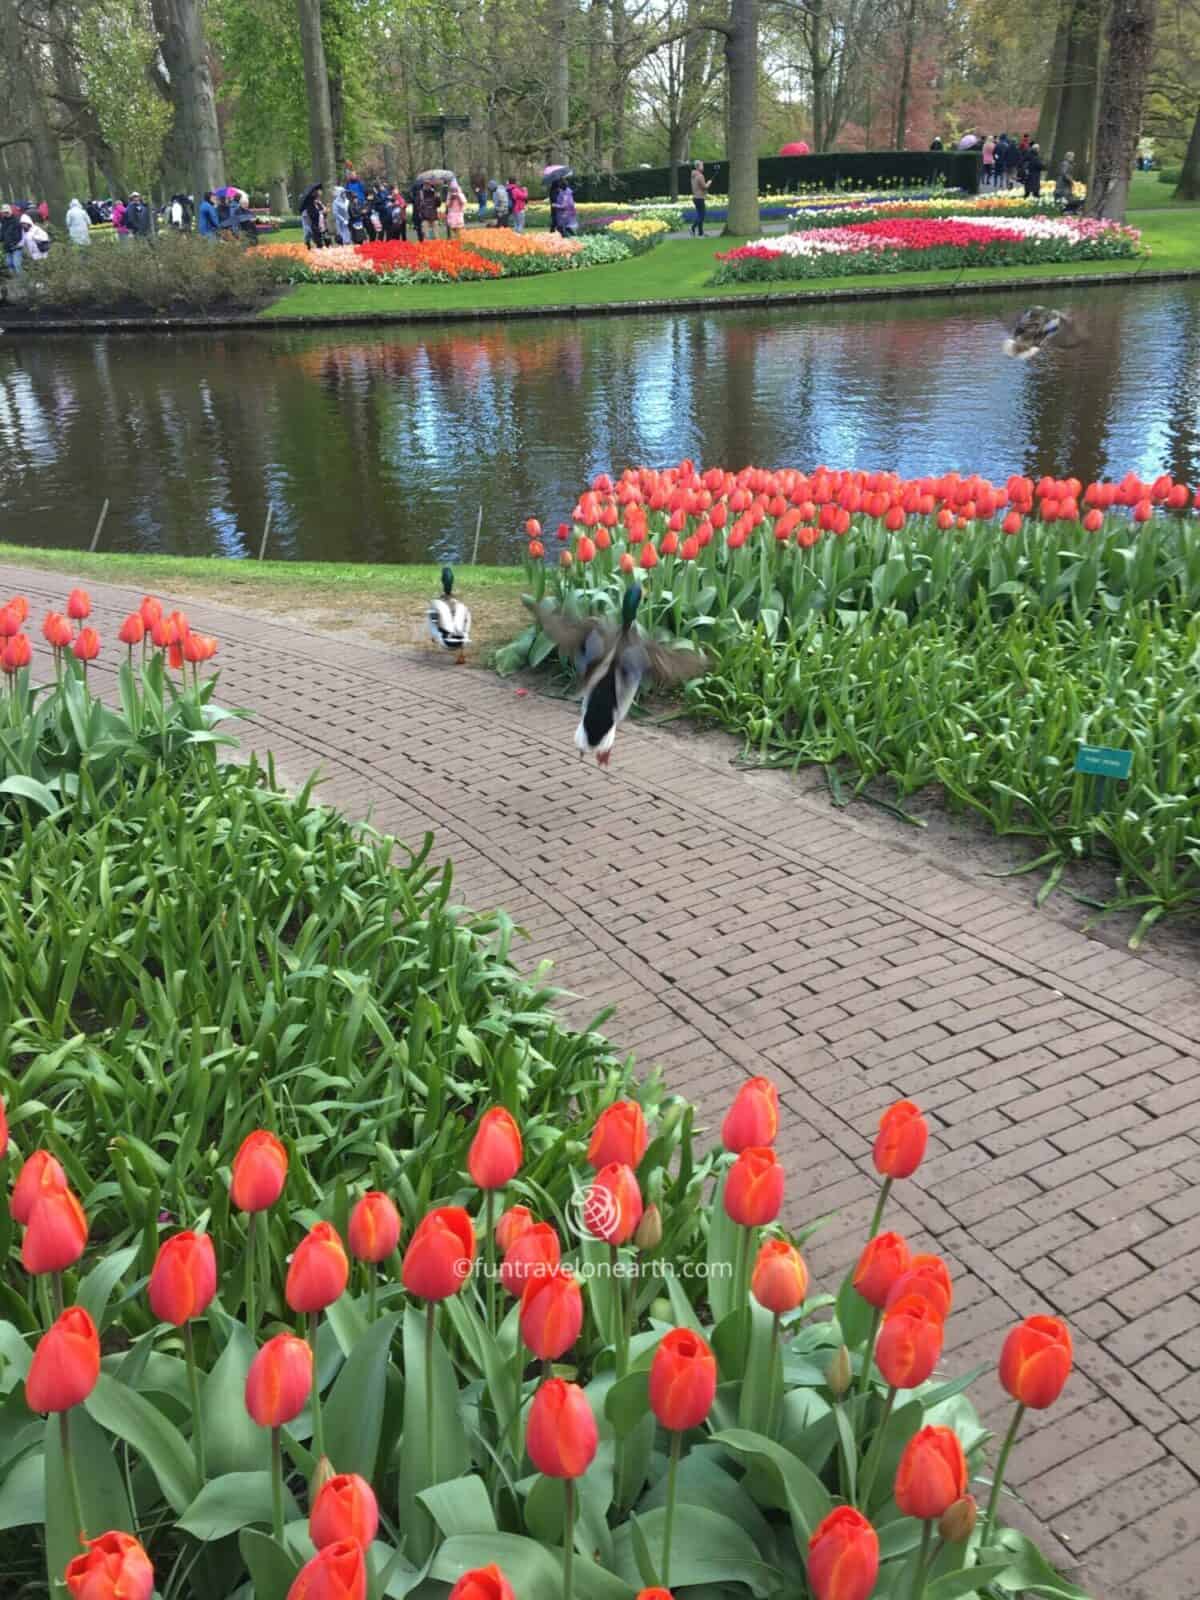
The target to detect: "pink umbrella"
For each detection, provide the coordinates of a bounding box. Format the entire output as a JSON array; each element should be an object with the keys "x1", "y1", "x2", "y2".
[{"x1": 780, "y1": 141, "x2": 811, "y2": 157}]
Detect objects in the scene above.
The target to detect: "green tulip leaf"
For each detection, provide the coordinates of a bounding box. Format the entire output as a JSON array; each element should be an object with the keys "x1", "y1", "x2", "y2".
[
  {"x1": 705, "y1": 1174, "x2": 741, "y2": 1324},
  {"x1": 639, "y1": 1442, "x2": 774, "y2": 1550},
  {"x1": 710, "y1": 1426, "x2": 833, "y2": 1546},
  {"x1": 238, "y1": 1527, "x2": 302, "y2": 1600},
  {"x1": 0, "y1": 1449, "x2": 43, "y2": 1530},
  {"x1": 433, "y1": 1532, "x2": 635, "y2": 1600},
  {"x1": 324, "y1": 1311, "x2": 401, "y2": 1480},
  {"x1": 418, "y1": 1474, "x2": 499, "y2": 1537},
  {"x1": 45, "y1": 1407, "x2": 133, "y2": 1593},
  {"x1": 613, "y1": 1505, "x2": 781, "y2": 1596},
  {"x1": 924, "y1": 1562, "x2": 1015, "y2": 1599},
  {"x1": 834, "y1": 1271, "x2": 876, "y2": 1352},
  {"x1": 179, "y1": 1470, "x2": 300, "y2": 1541},
  {"x1": 76, "y1": 1245, "x2": 140, "y2": 1331},
  {"x1": 0, "y1": 776, "x2": 62, "y2": 815},
  {"x1": 984, "y1": 1528, "x2": 1096, "y2": 1597},
  {"x1": 738, "y1": 1301, "x2": 779, "y2": 1434},
  {"x1": 604, "y1": 1369, "x2": 650, "y2": 1438},
  {"x1": 203, "y1": 1320, "x2": 270, "y2": 1477},
  {"x1": 84, "y1": 1370, "x2": 200, "y2": 1514},
  {"x1": 398, "y1": 1306, "x2": 471, "y2": 1564}
]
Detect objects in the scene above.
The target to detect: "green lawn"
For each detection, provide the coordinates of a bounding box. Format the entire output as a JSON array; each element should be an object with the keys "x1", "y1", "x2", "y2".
[{"x1": 261, "y1": 201, "x2": 1198, "y2": 321}]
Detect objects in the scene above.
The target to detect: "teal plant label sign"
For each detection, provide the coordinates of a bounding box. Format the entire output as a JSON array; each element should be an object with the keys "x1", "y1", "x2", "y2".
[{"x1": 1074, "y1": 745, "x2": 1133, "y2": 780}]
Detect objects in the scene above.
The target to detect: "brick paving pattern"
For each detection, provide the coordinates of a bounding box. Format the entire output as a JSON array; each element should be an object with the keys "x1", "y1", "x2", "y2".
[{"x1": 6, "y1": 564, "x2": 1199, "y2": 1600}]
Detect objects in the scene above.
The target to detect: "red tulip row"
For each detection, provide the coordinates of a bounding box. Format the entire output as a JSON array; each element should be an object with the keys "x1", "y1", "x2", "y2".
[
  {"x1": 0, "y1": 589, "x2": 219, "y2": 679},
  {"x1": 3, "y1": 1069, "x2": 1074, "y2": 1600}
]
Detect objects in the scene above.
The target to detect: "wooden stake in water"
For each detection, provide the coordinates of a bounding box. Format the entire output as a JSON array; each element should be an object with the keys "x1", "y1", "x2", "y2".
[
  {"x1": 89, "y1": 498, "x2": 110, "y2": 553},
  {"x1": 258, "y1": 505, "x2": 274, "y2": 561},
  {"x1": 471, "y1": 504, "x2": 483, "y2": 566}
]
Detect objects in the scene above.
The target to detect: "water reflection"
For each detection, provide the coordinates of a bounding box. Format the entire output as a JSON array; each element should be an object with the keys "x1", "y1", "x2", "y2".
[{"x1": 1, "y1": 282, "x2": 1198, "y2": 564}]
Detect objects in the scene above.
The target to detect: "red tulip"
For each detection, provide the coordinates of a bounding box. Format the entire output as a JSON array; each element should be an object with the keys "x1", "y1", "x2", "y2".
[
  {"x1": 525, "y1": 1378, "x2": 598, "y2": 1478},
  {"x1": 42, "y1": 612, "x2": 74, "y2": 649},
  {"x1": 528, "y1": 539, "x2": 545, "y2": 559},
  {"x1": 467, "y1": 1108, "x2": 523, "y2": 1189},
  {"x1": 525, "y1": 519, "x2": 542, "y2": 538},
  {"x1": 852, "y1": 1231, "x2": 911, "y2": 1309},
  {"x1": 183, "y1": 631, "x2": 218, "y2": 663},
  {"x1": 230, "y1": 1130, "x2": 288, "y2": 1212},
  {"x1": 148, "y1": 1231, "x2": 218, "y2": 1324},
  {"x1": 0, "y1": 603, "x2": 20, "y2": 637},
  {"x1": 649, "y1": 1328, "x2": 717, "y2": 1431},
  {"x1": 118, "y1": 614, "x2": 145, "y2": 647},
  {"x1": 886, "y1": 1254, "x2": 952, "y2": 1321},
  {"x1": 619, "y1": 552, "x2": 635, "y2": 574},
  {"x1": 245, "y1": 1333, "x2": 313, "y2": 1427},
  {"x1": 310, "y1": 1472, "x2": 379, "y2": 1549},
  {"x1": 150, "y1": 615, "x2": 178, "y2": 649},
  {"x1": 875, "y1": 1294, "x2": 944, "y2": 1389},
  {"x1": 751, "y1": 1238, "x2": 809, "y2": 1314},
  {"x1": 721, "y1": 1076, "x2": 779, "y2": 1152},
  {"x1": 999, "y1": 1315, "x2": 1073, "y2": 1409},
  {"x1": 72, "y1": 628, "x2": 101, "y2": 662},
  {"x1": 347, "y1": 1192, "x2": 403, "y2": 1263},
  {"x1": 583, "y1": 1162, "x2": 643, "y2": 1245},
  {"x1": 22, "y1": 1186, "x2": 89, "y2": 1274},
  {"x1": 577, "y1": 535, "x2": 597, "y2": 563},
  {"x1": 1083, "y1": 508, "x2": 1103, "y2": 532},
  {"x1": 636, "y1": 1592, "x2": 675, "y2": 1600},
  {"x1": 639, "y1": 542, "x2": 659, "y2": 570},
  {"x1": 587, "y1": 1100, "x2": 649, "y2": 1170},
  {"x1": 449, "y1": 1567, "x2": 516, "y2": 1600},
  {"x1": 807, "y1": 1506, "x2": 880, "y2": 1600},
  {"x1": 65, "y1": 1531, "x2": 154, "y2": 1600},
  {"x1": 26, "y1": 1307, "x2": 100, "y2": 1413},
  {"x1": 286, "y1": 1539, "x2": 367, "y2": 1600},
  {"x1": 894, "y1": 1425, "x2": 968, "y2": 1520},
  {"x1": 139, "y1": 596, "x2": 162, "y2": 629},
  {"x1": 501, "y1": 1221, "x2": 560, "y2": 1297},
  {"x1": 873, "y1": 1100, "x2": 928, "y2": 1180},
  {"x1": 1, "y1": 633, "x2": 31, "y2": 673},
  {"x1": 495, "y1": 1204, "x2": 535, "y2": 1254},
  {"x1": 6, "y1": 595, "x2": 28, "y2": 623},
  {"x1": 520, "y1": 1265, "x2": 584, "y2": 1359},
  {"x1": 66, "y1": 589, "x2": 91, "y2": 620},
  {"x1": 286, "y1": 1221, "x2": 349, "y2": 1314},
  {"x1": 402, "y1": 1206, "x2": 476, "y2": 1300},
  {"x1": 11, "y1": 1149, "x2": 68, "y2": 1224},
  {"x1": 724, "y1": 1147, "x2": 783, "y2": 1227}
]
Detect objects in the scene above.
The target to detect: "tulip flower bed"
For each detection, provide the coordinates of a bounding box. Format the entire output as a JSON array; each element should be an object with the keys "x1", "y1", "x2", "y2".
[
  {"x1": 504, "y1": 464, "x2": 1200, "y2": 944},
  {"x1": 785, "y1": 194, "x2": 1075, "y2": 229},
  {"x1": 0, "y1": 1064, "x2": 1091, "y2": 1599},
  {"x1": 257, "y1": 233, "x2": 632, "y2": 286},
  {"x1": 711, "y1": 216, "x2": 1141, "y2": 283}
]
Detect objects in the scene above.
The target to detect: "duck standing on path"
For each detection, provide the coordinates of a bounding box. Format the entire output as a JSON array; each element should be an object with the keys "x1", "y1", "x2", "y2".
[
  {"x1": 428, "y1": 566, "x2": 472, "y2": 663},
  {"x1": 1003, "y1": 306, "x2": 1082, "y2": 359},
  {"x1": 529, "y1": 583, "x2": 709, "y2": 766}
]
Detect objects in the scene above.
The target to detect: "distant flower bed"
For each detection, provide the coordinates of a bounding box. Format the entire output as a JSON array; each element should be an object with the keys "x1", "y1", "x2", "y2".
[
  {"x1": 713, "y1": 213, "x2": 1142, "y2": 282},
  {"x1": 258, "y1": 231, "x2": 632, "y2": 285},
  {"x1": 787, "y1": 190, "x2": 1081, "y2": 229}
]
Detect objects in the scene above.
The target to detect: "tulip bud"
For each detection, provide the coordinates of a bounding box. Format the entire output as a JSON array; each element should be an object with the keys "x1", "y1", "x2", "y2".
[
  {"x1": 309, "y1": 1454, "x2": 337, "y2": 1500},
  {"x1": 826, "y1": 1344, "x2": 852, "y2": 1398},
  {"x1": 634, "y1": 1204, "x2": 663, "y2": 1252},
  {"x1": 939, "y1": 1495, "x2": 977, "y2": 1544}
]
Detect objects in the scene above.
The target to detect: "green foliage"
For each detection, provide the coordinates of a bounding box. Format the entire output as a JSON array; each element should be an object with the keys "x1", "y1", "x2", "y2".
[
  {"x1": 77, "y1": 0, "x2": 173, "y2": 191},
  {"x1": 7, "y1": 232, "x2": 289, "y2": 312},
  {"x1": 573, "y1": 151, "x2": 982, "y2": 203}
]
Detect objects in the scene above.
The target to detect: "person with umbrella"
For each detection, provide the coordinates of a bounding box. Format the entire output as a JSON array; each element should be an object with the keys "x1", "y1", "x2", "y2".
[
  {"x1": 415, "y1": 177, "x2": 441, "y2": 240},
  {"x1": 299, "y1": 183, "x2": 328, "y2": 248}
]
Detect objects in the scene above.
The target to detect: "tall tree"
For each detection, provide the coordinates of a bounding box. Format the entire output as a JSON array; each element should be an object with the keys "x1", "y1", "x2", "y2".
[
  {"x1": 1050, "y1": 0, "x2": 1102, "y2": 177},
  {"x1": 1085, "y1": 0, "x2": 1157, "y2": 218},
  {"x1": 0, "y1": 0, "x2": 69, "y2": 211},
  {"x1": 1036, "y1": 0, "x2": 1072, "y2": 153},
  {"x1": 150, "y1": 0, "x2": 224, "y2": 196},
  {"x1": 296, "y1": 0, "x2": 336, "y2": 183},
  {"x1": 894, "y1": 0, "x2": 920, "y2": 148},
  {"x1": 722, "y1": 0, "x2": 758, "y2": 234},
  {"x1": 1176, "y1": 102, "x2": 1200, "y2": 199},
  {"x1": 547, "y1": 0, "x2": 570, "y2": 160}
]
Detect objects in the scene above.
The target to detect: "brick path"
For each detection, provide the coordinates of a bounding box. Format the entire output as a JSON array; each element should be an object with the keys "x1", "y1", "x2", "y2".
[{"x1": 7, "y1": 564, "x2": 1200, "y2": 1599}]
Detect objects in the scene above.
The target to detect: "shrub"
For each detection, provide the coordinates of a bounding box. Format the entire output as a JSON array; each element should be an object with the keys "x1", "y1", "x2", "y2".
[{"x1": 4, "y1": 230, "x2": 287, "y2": 313}]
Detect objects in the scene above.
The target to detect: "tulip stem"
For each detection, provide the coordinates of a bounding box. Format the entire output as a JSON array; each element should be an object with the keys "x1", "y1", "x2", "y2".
[
  {"x1": 425, "y1": 1300, "x2": 438, "y2": 1487},
  {"x1": 183, "y1": 1320, "x2": 208, "y2": 1481},
  {"x1": 911, "y1": 1520, "x2": 933, "y2": 1599},
  {"x1": 609, "y1": 1245, "x2": 628, "y2": 1375},
  {"x1": 367, "y1": 1262, "x2": 378, "y2": 1324},
  {"x1": 867, "y1": 1178, "x2": 893, "y2": 1242},
  {"x1": 485, "y1": 1191, "x2": 497, "y2": 1334},
  {"x1": 857, "y1": 1384, "x2": 897, "y2": 1511},
  {"x1": 270, "y1": 1426, "x2": 284, "y2": 1543},
  {"x1": 50, "y1": 1272, "x2": 65, "y2": 1318},
  {"x1": 854, "y1": 1307, "x2": 883, "y2": 1414},
  {"x1": 770, "y1": 1310, "x2": 783, "y2": 1434},
  {"x1": 307, "y1": 1311, "x2": 325, "y2": 1463},
  {"x1": 245, "y1": 1212, "x2": 258, "y2": 1334},
  {"x1": 981, "y1": 1402, "x2": 1025, "y2": 1549},
  {"x1": 59, "y1": 1411, "x2": 86, "y2": 1550},
  {"x1": 563, "y1": 1478, "x2": 576, "y2": 1600},
  {"x1": 661, "y1": 1429, "x2": 682, "y2": 1586}
]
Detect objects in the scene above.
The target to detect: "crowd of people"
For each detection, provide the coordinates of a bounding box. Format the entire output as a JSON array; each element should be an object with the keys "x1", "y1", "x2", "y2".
[
  {"x1": 1, "y1": 186, "x2": 264, "y2": 275},
  {"x1": 296, "y1": 165, "x2": 553, "y2": 250},
  {"x1": 930, "y1": 131, "x2": 1080, "y2": 207}
]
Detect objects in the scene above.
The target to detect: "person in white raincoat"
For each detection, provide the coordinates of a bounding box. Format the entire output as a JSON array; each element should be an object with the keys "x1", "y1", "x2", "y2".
[{"x1": 66, "y1": 198, "x2": 91, "y2": 245}]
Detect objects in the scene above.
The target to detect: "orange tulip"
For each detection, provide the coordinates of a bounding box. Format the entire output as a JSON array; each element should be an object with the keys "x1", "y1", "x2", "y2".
[
  {"x1": 286, "y1": 1539, "x2": 366, "y2": 1600},
  {"x1": 875, "y1": 1294, "x2": 944, "y2": 1389},
  {"x1": 999, "y1": 1315, "x2": 1073, "y2": 1409},
  {"x1": 1, "y1": 633, "x2": 31, "y2": 673},
  {"x1": 0, "y1": 603, "x2": 20, "y2": 637},
  {"x1": 721, "y1": 1077, "x2": 779, "y2": 1152},
  {"x1": 22, "y1": 1186, "x2": 89, "y2": 1275},
  {"x1": 148, "y1": 1231, "x2": 218, "y2": 1324},
  {"x1": 139, "y1": 596, "x2": 163, "y2": 629},
  {"x1": 583, "y1": 1162, "x2": 643, "y2": 1245},
  {"x1": 751, "y1": 1238, "x2": 809, "y2": 1314},
  {"x1": 500, "y1": 1221, "x2": 560, "y2": 1297},
  {"x1": 723, "y1": 1147, "x2": 783, "y2": 1227},
  {"x1": 42, "y1": 612, "x2": 74, "y2": 649},
  {"x1": 286, "y1": 1221, "x2": 349, "y2": 1314},
  {"x1": 525, "y1": 1378, "x2": 598, "y2": 1478},
  {"x1": 448, "y1": 1566, "x2": 516, "y2": 1600},
  {"x1": 72, "y1": 628, "x2": 101, "y2": 662},
  {"x1": 587, "y1": 1099, "x2": 649, "y2": 1170},
  {"x1": 467, "y1": 1107, "x2": 523, "y2": 1190},
  {"x1": 26, "y1": 1307, "x2": 100, "y2": 1413},
  {"x1": 244, "y1": 1332, "x2": 313, "y2": 1427},
  {"x1": 347, "y1": 1192, "x2": 403, "y2": 1263},
  {"x1": 636, "y1": 1592, "x2": 675, "y2": 1600},
  {"x1": 894, "y1": 1425, "x2": 968, "y2": 1520},
  {"x1": 11, "y1": 1149, "x2": 68, "y2": 1225},
  {"x1": 66, "y1": 588, "x2": 91, "y2": 620},
  {"x1": 495, "y1": 1204, "x2": 535, "y2": 1254},
  {"x1": 65, "y1": 1531, "x2": 154, "y2": 1600},
  {"x1": 519, "y1": 1265, "x2": 583, "y2": 1360},
  {"x1": 873, "y1": 1100, "x2": 928, "y2": 1180},
  {"x1": 852, "y1": 1231, "x2": 911, "y2": 1309},
  {"x1": 230, "y1": 1130, "x2": 288, "y2": 1212},
  {"x1": 885, "y1": 1254, "x2": 952, "y2": 1321},
  {"x1": 7, "y1": 595, "x2": 28, "y2": 623},
  {"x1": 401, "y1": 1206, "x2": 476, "y2": 1300},
  {"x1": 118, "y1": 614, "x2": 145, "y2": 647},
  {"x1": 310, "y1": 1472, "x2": 379, "y2": 1549},
  {"x1": 807, "y1": 1507, "x2": 879, "y2": 1600},
  {"x1": 649, "y1": 1327, "x2": 717, "y2": 1431}
]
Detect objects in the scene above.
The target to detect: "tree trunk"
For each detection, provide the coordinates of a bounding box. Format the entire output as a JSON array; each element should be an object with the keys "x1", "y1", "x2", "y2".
[
  {"x1": 150, "y1": 0, "x2": 224, "y2": 198},
  {"x1": 808, "y1": 0, "x2": 827, "y2": 151},
  {"x1": 1175, "y1": 103, "x2": 1200, "y2": 200},
  {"x1": 0, "y1": 0, "x2": 68, "y2": 215},
  {"x1": 548, "y1": 0, "x2": 570, "y2": 162},
  {"x1": 1037, "y1": 0, "x2": 1072, "y2": 154},
  {"x1": 723, "y1": 0, "x2": 758, "y2": 236},
  {"x1": 1052, "y1": 0, "x2": 1103, "y2": 180},
  {"x1": 893, "y1": 0, "x2": 918, "y2": 150},
  {"x1": 611, "y1": 0, "x2": 628, "y2": 167},
  {"x1": 586, "y1": 0, "x2": 605, "y2": 167},
  {"x1": 296, "y1": 0, "x2": 336, "y2": 185},
  {"x1": 270, "y1": 174, "x2": 289, "y2": 212},
  {"x1": 1085, "y1": 0, "x2": 1157, "y2": 219}
]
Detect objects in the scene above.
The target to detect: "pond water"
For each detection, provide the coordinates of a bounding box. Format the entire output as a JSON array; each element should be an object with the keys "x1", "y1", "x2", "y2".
[{"x1": 2, "y1": 280, "x2": 1198, "y2": 565}]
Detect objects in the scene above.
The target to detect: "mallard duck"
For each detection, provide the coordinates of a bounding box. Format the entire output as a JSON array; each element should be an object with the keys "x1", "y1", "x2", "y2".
[
  {"x1": 1003, "y1": 306, "x2": 1081, "y2": 360},
  {"x1": 529, "y1": 583, "x2": 709, "y2": 767},
  {"x1": 428, "y1": 566, "x2": 471, "y2": 663}
]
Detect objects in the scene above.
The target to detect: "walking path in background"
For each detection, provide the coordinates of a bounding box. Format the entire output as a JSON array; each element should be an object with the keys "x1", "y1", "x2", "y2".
[{"x1": 7, "y1": 564, "x2": 1200, "y2": 1600}]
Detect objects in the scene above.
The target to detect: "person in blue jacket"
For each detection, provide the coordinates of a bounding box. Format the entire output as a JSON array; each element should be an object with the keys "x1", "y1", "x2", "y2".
[
  {"x1": 198, "y1": 192, "x2": 221, "y2": 237},
  {"x1": 344, "y1": 166, "x2": 367, "y2": 207}
]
